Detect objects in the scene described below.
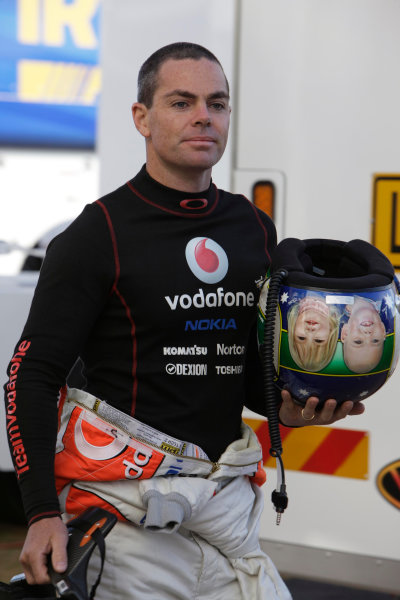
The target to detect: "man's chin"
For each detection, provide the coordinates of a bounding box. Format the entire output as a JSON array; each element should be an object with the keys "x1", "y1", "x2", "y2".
[{"x1": 181, "y1": 154, "x2": 221, "y2": 171}]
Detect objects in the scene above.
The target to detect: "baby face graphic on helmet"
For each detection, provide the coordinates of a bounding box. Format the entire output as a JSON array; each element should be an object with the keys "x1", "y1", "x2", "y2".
[
  {"x1": 341, "y1": 297, "x2": 386, "y2": 373},
  {"x1": 287, "y1": 295, "x2": 339, "y2": 372}
]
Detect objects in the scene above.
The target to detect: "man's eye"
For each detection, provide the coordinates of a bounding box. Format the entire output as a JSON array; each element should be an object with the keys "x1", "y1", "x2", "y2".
[
  {"x1": 210, "y1": 102, "x2": 225, "y2": 111},
  {"x1": 173, "y1": 101, "x2": 188, "y2": 108},
  {"x1": 353, "y1": 339, "x2": 362, "y2": 345}
]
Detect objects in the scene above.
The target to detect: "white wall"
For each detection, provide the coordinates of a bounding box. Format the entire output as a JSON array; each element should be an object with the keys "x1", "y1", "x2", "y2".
[{"x1": 235, "y1": 0, "x2": 400, "y2": 242}]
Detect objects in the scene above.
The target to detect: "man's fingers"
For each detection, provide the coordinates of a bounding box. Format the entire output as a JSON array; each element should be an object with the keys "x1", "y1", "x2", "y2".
[
  {"x1": 301, "y1": 396, "x2": 320, "y2": 421},
  {"x1": 280, "y1": 389, "x2": 291, "y2": 403},
  {"x1": 50, "y1": 540, "x2": 68, "y2": 574},
  {"x1": 20, "y1": 547, "x2": 50, "y2": 585},
  {"x1": 279, "y1": 389, "x2": 364, "y2": 427},
  {"x1": 316, "y1": 398, "x2": 337, "y2": 422},
  {"x1": 19, "y1": 517, "x2": 68, "y2": 585},
  {"x1": 315, "y1": 399, "x2": 364, "y2": 424},
  {"x1": 349, "y1": 401, "x2": 366, "y2": 416}
]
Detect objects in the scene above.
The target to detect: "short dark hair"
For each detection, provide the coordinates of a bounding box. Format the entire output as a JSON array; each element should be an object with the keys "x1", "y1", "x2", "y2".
[{"x1": 137, "y1": 42, "x2": 229, "y2": 107}]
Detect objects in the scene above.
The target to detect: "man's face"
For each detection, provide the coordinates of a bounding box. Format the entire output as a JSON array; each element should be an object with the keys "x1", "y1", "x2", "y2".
[{"x1": 140, "y1": 58, "x2": 230, "y2": 181}]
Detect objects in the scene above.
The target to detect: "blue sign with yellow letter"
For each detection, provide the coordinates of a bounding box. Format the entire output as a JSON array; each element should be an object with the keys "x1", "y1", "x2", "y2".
[{"x1": 0, "y1": 0, "x2": 101, "y2": 148}]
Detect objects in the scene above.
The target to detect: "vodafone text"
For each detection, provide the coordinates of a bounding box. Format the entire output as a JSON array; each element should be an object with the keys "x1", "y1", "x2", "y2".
[
  {"x1": 165, "y1": 287, "x2": 255, "y2": 310},
  {"x1": 5, "y1": 340, "x2": 31, "y2": 477}
]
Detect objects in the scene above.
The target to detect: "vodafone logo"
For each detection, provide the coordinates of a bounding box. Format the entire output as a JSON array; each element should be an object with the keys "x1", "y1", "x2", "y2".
[{"x1": 185, "y1": 237, "x2": 228, "y2": 284}]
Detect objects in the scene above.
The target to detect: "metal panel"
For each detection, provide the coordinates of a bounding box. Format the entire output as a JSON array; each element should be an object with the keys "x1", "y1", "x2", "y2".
[{"x1": 261, "y1": 539, "x2": 400, "y2": 594}]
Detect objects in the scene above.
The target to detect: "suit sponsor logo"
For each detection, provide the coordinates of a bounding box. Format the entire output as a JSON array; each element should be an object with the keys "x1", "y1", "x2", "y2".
[
  {"x1": 74, "y1": 413, "x2": 127, "y2": 460},
  {"x1": 56, "y1": 408, "x2": 164, "y2": 482},
  {"x1": 123, "y1": 451, "x2": 153, "y2": 479}
]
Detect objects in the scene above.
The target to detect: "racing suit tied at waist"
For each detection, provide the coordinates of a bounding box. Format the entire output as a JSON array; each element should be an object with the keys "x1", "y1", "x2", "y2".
[
  {"x1": 55, "y1": 387, "x2": 264, "y2": 520},
  {"x1": 55, "y1": 390, "x2": 289, "y2": 600}
]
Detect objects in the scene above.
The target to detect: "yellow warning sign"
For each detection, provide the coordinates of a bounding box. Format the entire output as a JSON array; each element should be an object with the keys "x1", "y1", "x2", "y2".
[{"x1": 372, "y1": 175, "x2": 400, "y2": 268}]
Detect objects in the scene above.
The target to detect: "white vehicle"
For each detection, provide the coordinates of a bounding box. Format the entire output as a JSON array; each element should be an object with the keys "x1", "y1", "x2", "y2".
[{"x1": 1, "y1": 0, "x2": 399, "y2": 593}]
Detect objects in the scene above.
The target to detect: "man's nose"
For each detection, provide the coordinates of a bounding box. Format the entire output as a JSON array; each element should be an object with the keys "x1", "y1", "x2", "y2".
[{"x1": 194, "y1": 103, "x2": 211, "y2": 125}]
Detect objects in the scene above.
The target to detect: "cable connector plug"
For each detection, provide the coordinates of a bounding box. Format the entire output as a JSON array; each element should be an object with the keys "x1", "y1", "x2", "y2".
[{"x1": 271, "y1": 484, "x2": 288, "y2": 525}]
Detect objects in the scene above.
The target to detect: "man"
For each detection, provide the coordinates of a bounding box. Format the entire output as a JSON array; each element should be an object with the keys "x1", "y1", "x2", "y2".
[{"x1": 4, "y1": 43, "x2": 364, "y2": 599}]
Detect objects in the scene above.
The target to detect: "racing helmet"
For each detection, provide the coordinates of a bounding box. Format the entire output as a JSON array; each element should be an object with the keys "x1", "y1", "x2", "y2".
[{"x1": 258, "y1": 238, "x2": 400, "y2": 408}]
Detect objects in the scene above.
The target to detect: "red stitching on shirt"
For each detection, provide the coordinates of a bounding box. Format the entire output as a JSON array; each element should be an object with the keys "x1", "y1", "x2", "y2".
[
  {"x1": 96, "y1": 200, "x2": 120, "y2": 292},
  {"x1": 126, "y1": 181, "x2": 219, "y2": 218},
  {"x1": 113, "y1": 287, "x2": 138, "y2": 415},
  {"x1": 28, "y1": 510, "x2": 61, "y2": 527},
  {"x1": 95, "y1": 201, "x2": 138, "y2": 414}
]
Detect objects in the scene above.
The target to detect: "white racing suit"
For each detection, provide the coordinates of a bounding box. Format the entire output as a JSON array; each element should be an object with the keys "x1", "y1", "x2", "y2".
[{"x1": 56, "y1": 388, "x2": 292, "y2": 599}]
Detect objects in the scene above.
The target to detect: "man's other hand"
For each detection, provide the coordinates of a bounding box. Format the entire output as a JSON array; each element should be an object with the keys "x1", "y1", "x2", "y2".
[{"x1": 279, "y1": 389, "x2": 365, "y2": 427}]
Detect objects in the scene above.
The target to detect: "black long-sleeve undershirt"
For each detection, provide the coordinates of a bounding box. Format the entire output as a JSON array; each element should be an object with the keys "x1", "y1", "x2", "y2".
[{"x1": 4, "y1": 165, "x2": 276, "y2": 525}]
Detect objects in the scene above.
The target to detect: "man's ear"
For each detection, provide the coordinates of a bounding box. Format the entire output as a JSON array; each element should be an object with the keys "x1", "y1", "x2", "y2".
[{"x1": 132, "y1": 102, "x2": 150, "y2": 138}]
